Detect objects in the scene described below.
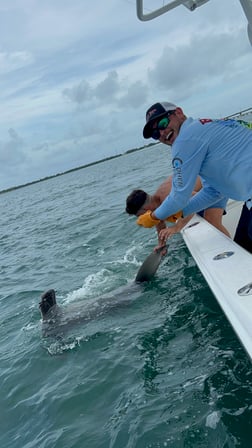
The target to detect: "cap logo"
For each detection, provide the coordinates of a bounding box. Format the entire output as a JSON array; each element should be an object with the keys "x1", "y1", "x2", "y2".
[{"x1": 147, "y1": 108, "x2": 158, "y2": 121}]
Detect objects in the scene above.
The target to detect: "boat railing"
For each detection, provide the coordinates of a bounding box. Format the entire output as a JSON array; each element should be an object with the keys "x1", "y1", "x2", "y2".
[
  {"x1": 225, "y1": 107, "x2": 252, "y2": 120},
  {"x1": 136, "y1": 0, "x2": 210, "y2": 21},
  {"x1": 136, "y1": 0, "x2": 252, "y2": 47}
]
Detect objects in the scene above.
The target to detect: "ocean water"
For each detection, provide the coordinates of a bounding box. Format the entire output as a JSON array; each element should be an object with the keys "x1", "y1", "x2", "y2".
[{"x1": 1, "y1": 144, "x2": 252, "y2": 448}]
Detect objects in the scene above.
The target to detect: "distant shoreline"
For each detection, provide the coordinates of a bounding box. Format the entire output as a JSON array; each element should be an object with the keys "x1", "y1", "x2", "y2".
[
  {"x1": 2, "y1": 106, "x2": 251, "y2": 195},
  {"x1": 0, "y1": 142, "x2": 158, "y2": 195}
]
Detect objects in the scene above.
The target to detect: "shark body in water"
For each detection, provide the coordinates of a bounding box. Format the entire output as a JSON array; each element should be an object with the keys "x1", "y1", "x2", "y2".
[{"x1": 39, "y1": 248, "x2": 165, "y2": 336}]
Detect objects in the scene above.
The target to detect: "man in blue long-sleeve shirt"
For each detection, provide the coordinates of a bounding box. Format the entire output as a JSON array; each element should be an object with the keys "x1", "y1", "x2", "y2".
[{"x1": 137, "y1": 101, "x2": 252, "y2": 253}]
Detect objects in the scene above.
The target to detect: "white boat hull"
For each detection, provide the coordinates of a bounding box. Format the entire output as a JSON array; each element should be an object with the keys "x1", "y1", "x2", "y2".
[{"x1": 181, "y1": 202, "x2": 252, "y2": 360}]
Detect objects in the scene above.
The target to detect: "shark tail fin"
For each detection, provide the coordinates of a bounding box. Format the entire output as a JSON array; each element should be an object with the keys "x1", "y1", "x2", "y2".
[{"x1": 39, "y1": 289, "x2": 57, "y2": 317}]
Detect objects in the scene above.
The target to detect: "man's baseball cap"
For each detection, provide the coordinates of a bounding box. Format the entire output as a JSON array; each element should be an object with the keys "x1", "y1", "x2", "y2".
[{"x1": 143, "y1": 101, "x2": 177, "y2": 138}]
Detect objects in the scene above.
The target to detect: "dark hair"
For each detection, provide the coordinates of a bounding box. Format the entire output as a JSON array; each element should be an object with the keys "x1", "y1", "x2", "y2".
[{"x1": 125, "y1": 189, "x2": 147, "y2": 215}]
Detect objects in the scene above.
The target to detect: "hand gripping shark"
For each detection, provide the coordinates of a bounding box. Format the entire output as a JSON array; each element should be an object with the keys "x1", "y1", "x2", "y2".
[{"x1": 39, "y1": 247, "x2": 166, "y2": 335}]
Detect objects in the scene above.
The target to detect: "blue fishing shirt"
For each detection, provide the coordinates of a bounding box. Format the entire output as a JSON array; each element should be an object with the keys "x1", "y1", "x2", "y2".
[{"x1": 154, "y1": 118, "x2": 252, "y2": 220}]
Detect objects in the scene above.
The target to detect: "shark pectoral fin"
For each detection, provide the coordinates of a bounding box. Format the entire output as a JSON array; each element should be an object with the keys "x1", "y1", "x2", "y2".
[{"x1": 135, "y1": 246, "x2": 166, "y2": 283}]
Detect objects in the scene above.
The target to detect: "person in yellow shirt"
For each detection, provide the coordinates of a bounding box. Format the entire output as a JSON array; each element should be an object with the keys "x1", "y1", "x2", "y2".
[{"x1": 126, "y1": 175, "x2": 229, "y2": 252}]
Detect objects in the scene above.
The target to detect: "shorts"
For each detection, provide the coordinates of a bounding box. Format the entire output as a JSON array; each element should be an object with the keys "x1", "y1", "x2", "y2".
[{"x1": 234, "y1": 202, "x2": 252, "y2": 253}]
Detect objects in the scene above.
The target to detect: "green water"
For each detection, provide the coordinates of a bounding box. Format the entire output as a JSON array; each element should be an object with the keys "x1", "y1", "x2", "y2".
[{"x1": 1, "y1": 146, "x2": 252, "y2": 447}]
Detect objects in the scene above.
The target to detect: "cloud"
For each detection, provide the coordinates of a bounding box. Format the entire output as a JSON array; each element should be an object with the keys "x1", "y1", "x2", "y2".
[
  {"x1": 118, "y1": 80, "x2": 148, "y2": 108},
  {"x1": 63, "y1": 71, "x2": 121, "y2": 104},
  {"x1": 62, "y1": 70, "x2": 147, "y2": 109},
  {"x1": 148, "y1": 26, "x2": 251, "y2": 98},
  {"x1": 0, "y1": 0, "x2": 252, "y2": 190},
  {"x1": 0, "y1": 50, "x2": 33, "y2": 75},
  {"x1": 63, "y1": 80, "x2": 92, "y2": 104},
  {"x1": 95, "y1": 71, "x2": 120, "y2": 101},
  {"x1": 0, "y1": 128, "x2": 25, "y2": 164}
]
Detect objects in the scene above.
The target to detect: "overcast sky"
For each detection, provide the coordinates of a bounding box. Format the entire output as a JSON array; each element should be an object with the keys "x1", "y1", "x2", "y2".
[{"x1": 1, "y1": 0, "x2": 252, "y2": 190}]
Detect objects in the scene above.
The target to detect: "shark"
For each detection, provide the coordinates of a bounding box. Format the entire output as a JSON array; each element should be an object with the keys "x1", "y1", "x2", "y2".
[{"x1": 39, "y1": 247, "x2": 165, "y2": 336}]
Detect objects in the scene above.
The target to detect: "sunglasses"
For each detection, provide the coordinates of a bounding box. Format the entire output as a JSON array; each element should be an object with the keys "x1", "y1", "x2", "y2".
[{"x1": 151, "y1": 112, "x2": 175, "y2": 140}]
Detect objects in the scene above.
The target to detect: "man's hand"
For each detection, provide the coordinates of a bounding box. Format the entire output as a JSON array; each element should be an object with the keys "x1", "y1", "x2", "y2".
[
  {"x1": 137, "y1": 210, "x2": 160, "y2": 228},
  {"x1": 159, "y1": 226, "x2": 178, "y2": 243},
  {"x1": 154, "y1": 244, "x2": 167, "y2": 256},
  {"x1": 159, "y1": 215, "x2": 192, "y2": 242}
]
